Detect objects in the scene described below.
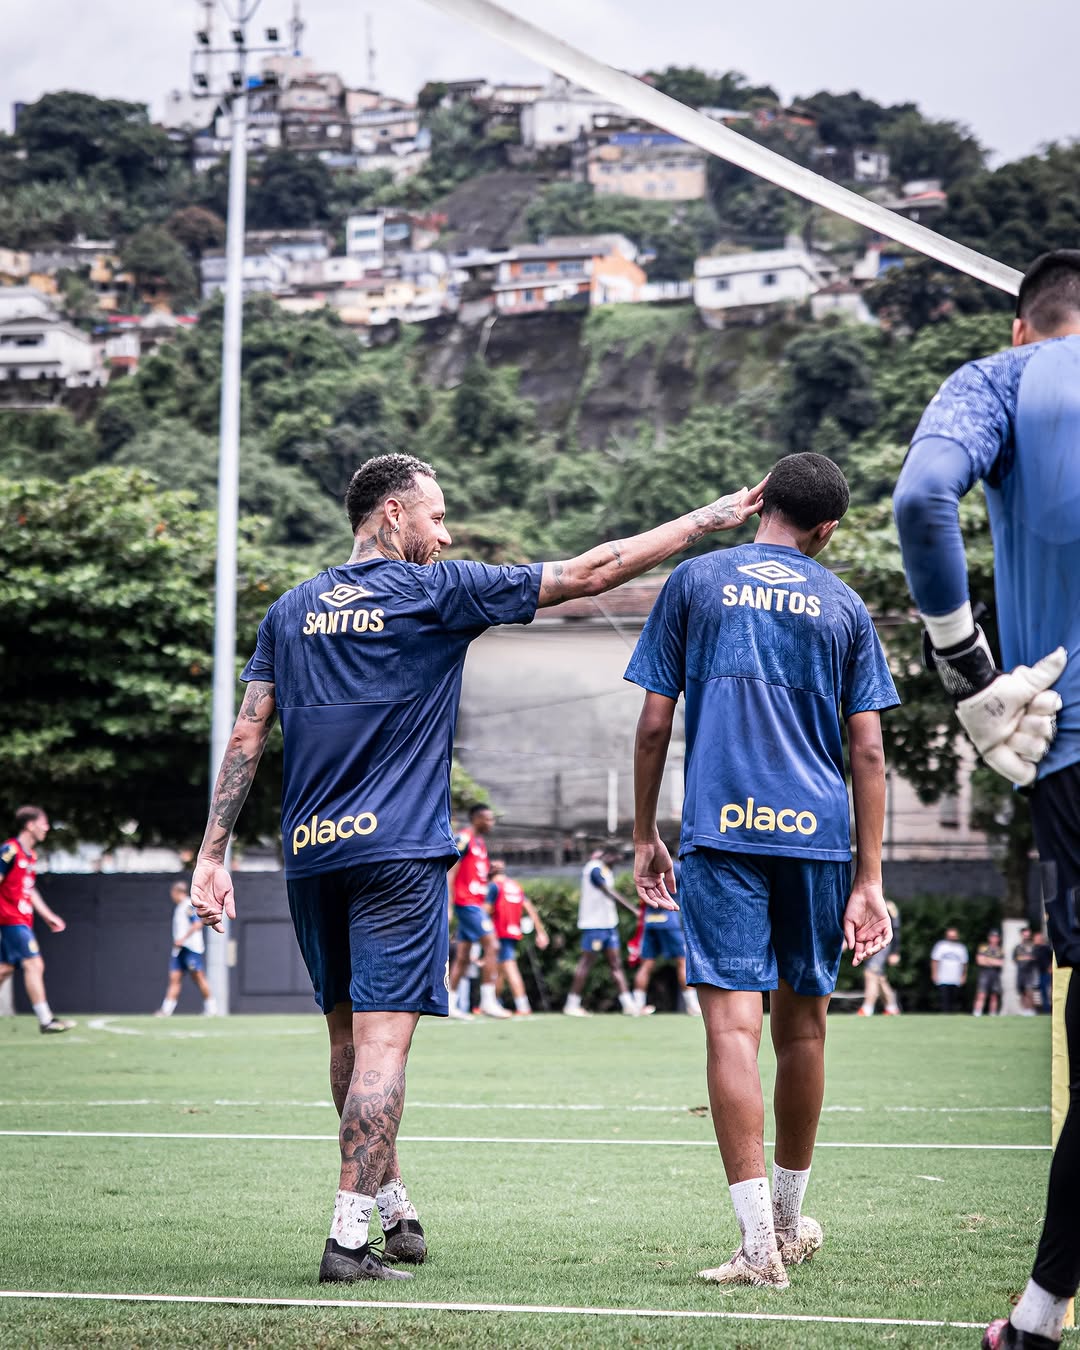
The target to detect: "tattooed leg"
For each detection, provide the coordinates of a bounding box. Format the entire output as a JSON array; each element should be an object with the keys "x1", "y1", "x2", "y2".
[
  {"x1": 326, "y1": 1003, "x2": 355, "y2": 1117},
  {"x1": 338, "y1": 1010, "x2": 419, "y2": 1197}
]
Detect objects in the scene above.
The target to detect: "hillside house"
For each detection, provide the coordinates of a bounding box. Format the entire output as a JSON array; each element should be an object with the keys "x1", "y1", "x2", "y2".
[
  {"x1": 493, "y1": 236, "x2": 646, "y2": 314},
  {"x1": 575, "y1": 125, "x2": 707, "y2": 201},
  {"x1": 694, "y1": 246, "x2": 825, "y2": 326}
]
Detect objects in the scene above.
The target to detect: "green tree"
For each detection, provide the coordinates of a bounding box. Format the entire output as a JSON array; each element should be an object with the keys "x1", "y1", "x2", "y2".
[
  {"x1": 15, "y1": 92, "x2": 174, "y2": 195},
  {"x1": 864, "y1": 257, "x2": 1005, "y2": 333},
  {"x1": 249, "y1": 150, "x2": 332, "y2": 229},
  {"x1": 646, "y1": 67, "x2": 779, "y2": 110},
  {"x1": 879, "y1": 112, "x2": 985, "y2": 187},
  {"x1": 120, "y1": 225, "x2": 199, "y2": 309},
  {"x1": 165, "y1": 205, "x2": 226, "y2": 260},
  {"x1": 796, "y1": 90, "x2": 914, "y2": 153},
  {"x1": 0, "y1": 468, "x2": 301, "y2": 847},
  {"x1": 777, "y1": 328, "x2": 879, "y2": 454}
]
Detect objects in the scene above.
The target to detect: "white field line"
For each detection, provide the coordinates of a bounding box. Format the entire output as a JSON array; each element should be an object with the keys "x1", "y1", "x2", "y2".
[
  {"x1": 0, "y1": 1098, "x2": 1048, "y2": 1115},
  {"x1": 0, "y1": 1288, "x2": 989, "y2": 1329},
  {"x1": 0, "y1": 1129, "x2": 1051, "y2": 1151},
  {"x1": 84, "y1": 1018, "x2": 317, "y2": 1039}
]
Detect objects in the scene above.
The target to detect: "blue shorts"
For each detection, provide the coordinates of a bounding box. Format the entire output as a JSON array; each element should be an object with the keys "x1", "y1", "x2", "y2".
[
  {"x1": 680, "y1": 848, "x2": 849, "y2": 997},
  {"x1": 641, "y1": 918, "x2": 686, "y2": 962},
  {"x1": 498, "y1": 937, "x2": 520, "y2": 963},
  {"x1": 169, "y1": 947, "x2": 205, "y2": 974},
  {"x1": 454, "y1": 904, "x2": 493, "y2": 945},
  {"x1": 287, "y1": 859, "x2": 451, "y2": 1016},
  {"x1": 0, "y1": 924, "x2": 40, "y2": 967},
  {"x1": 580, "y1": 927, "x2": 620, "y2": 953}
]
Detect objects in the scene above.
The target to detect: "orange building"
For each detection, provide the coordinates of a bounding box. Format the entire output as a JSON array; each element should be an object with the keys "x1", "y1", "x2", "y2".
[{"x1": 493, "y1": 235, "x2": 646, "y2": 313}]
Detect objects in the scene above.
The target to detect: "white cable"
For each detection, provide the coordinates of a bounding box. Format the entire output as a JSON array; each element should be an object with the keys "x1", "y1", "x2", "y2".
[{"x1": 419, "y1": 0, "x2": 1023, "y2": 296}]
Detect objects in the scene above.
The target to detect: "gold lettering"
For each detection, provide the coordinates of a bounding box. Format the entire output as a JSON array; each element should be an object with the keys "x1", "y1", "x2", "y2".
[
  {"x1": 337, "y1": 815, "x2": 355, "y2": 839},
  {"x1": 796, "y1": 811, "x2": 817, "y2": 835},
  {"x1": 292, "y1": 824, "x2": 310, "y2": 854},
  {"x1": 313, "y1": 613, "x2": 328, "y2": 634},
  {"x1": 369, "y1": 609, "x2": 385, "y2": 633},
  {"x1": 316, "y1": 820, "x2": 336, "y2": 844},
  {"x1": 353, "y1": 812, "x2": 378, "y2": 835},
  {"x1": 353, "y1": 610, "x2": 370, "y2": 633},
  {"x1": 303, "y1": 613, "x2": 318, "y2": 635},
  {"x1": 777, "y1": 809, "x2": 797, "y2": 833},
  {"x1": 753, "y1": 807, "x2": 776, "y2": 830},
  {"x1": 719, "y1": 803, "x2": 745, "y2": 832}
]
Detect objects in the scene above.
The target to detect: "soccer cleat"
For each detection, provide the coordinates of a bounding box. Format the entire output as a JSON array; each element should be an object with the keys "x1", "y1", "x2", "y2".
[
  {"x1": 480, "y1": 1004, "x2": 512, "y2": 1019},
  {"x1": 699, "y1": 1247, "x2": 789, "y2": 1289},
  {"x1": 983, "y1": 1318, "x2": 1060, "y2": 1350},
  {"x1": 447, "y1": 1005, "x2": 474, "y2": 1022},
  {"x1": 856, "y1": 1007, "x2": 872, "y2": 1016},
  {"x1": 777, "y1": 1216, "x2": 823, "y2": 1266},
  {"x1": 883, "y1": 1007, "x2": 901, "y2": 1016},
  {"x1": 638, "y1": 1004, "x2": 656, "y2": 1016},
  {"x1": 318, "y1": 1238, "x2": 413, "y2": 1283},
  {"x1": 562, "y1": 1004, "x2": 591, "y2": 1017},
  {"x1": 382, "y1": 1218, "x2": 427, "y2": 1264},
  {"x1": 40, "y1": 1018, "x2": 76, "y2": 1034}
]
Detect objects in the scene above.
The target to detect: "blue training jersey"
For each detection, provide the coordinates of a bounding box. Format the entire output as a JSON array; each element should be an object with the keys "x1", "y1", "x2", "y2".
[
  {"x1": 906, "y1": 335, "x2": 1080, "y2": 776},
  {"x1": 242, "y1": 558, "x2": 542, "y2": 877},
  {"x1": 624, "y1": 544, "x2": 898, "y2": 862}
]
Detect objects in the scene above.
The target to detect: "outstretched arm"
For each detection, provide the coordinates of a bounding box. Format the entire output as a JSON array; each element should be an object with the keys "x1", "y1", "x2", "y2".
[
  {"x1": 537, "y1": 480, "x2": 766, "y2": 608},
  {"x1": 632, "y1": 692, "x2": 679, "y2": 910},
  {"x1": 191, "y1": 680, "x2": 277, "y2": 932}
]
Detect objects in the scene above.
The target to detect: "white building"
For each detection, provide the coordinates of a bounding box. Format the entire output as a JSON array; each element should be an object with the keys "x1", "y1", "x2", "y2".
[
  {"x1": 520, "y1": 77, "x2": 623, "y2": 148},
  {"x1": 200, "y1": 250, "x2": 291, "y2": 299},
  {"x1": 0, "y1": 289, "x2": 104, "y2": 387},
  {"x1": 852, "y1": 147, "x2": 890, "y2": 184},
  {"x1": 345, "y1": 213, "x2": 385, "y2": 270},
  {"x1": 694, "y1": 246, "x2": 824, "y2": 324}
]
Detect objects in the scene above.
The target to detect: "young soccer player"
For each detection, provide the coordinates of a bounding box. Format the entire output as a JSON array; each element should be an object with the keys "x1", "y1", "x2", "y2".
[
  {"x1": 563, "y1": 847, "x2": 639, "y2": 1017},
  {"x1": 488, "y1": 860, "x2": 548, "y2": 1015},
  {"x1": 628, "y1": 452, "x2": 897, "y2": 1288},
  {"x1": 155, "y1": 880, "x2": 218, "y2": 1017}
]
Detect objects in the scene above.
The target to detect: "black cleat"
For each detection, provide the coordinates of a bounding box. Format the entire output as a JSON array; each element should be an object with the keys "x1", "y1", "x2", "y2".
[
  {"x1": 383, "y1": 1218, "x2": 427, "y2": 1265},
  {"x1": 318, "y1": 1238, "x2": 413, "y2": 1283},
  {"x1": 983, "y1": 1318, "x2": 1061, "y2": 1350},
  {"x1": 40, "y1": 1019, "x2": 76, "y2": 1034}
]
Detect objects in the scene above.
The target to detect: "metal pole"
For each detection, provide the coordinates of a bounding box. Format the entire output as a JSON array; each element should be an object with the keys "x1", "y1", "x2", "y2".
[
  {"x1": 606, "y1": 768, "x2": 618, "y2": 837},
  {"x1": 207, "y1": 44, "x2": 249, "y2": 1015}
]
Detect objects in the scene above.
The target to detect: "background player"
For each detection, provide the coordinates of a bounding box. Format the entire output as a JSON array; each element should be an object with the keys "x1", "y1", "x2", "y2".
[
  {"x1": 892, "y1": 249, "x2": 1080, "y2": 1350},
  {"x1": 155, "y1": 880, "x2": 218, "y2": 1017},
  {"x1": 488, "y1": 859, "x2": 548, "y2": 1015},
  {"x1": 447, "y1": 804, "x2": 507, "y2": 1019},
  {"x1": 632, "y1": 867, "x2": 700, "y2": 1015},
  {"x1": 564, "y1": 847, "x2": 639, "y2": 1017},
  {"x1": 189, "y1": 451, "x2": 766, "y2": 1284},
  {"x1": 0, "y1": 805, "x2": 74, "y2": 1034},
  {"x1": 857, "y1": 899, "x2": 901, "y2": 1015},
  {"x1": 973, "y1": 929, "x2": 1005, "y2": 1018},
  {"x1": 628, "y1": 452, "x2": 897, "y2": 1289}
]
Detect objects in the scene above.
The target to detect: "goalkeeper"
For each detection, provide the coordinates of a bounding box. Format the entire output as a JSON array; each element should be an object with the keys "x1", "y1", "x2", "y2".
[{"x1": 893, "y1": 249, "x2": 1080, "y2": 1350}]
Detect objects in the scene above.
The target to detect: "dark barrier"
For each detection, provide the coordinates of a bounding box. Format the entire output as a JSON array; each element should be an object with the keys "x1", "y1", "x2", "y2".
[{"x1": 14, "y1": 872, "x2": 317, "y2": 1016}]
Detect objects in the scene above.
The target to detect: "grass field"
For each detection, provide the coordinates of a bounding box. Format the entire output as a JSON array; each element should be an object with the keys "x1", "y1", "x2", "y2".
[{"x1": 0, "y1": 1009, "x2": 1059, "y2": 1349}]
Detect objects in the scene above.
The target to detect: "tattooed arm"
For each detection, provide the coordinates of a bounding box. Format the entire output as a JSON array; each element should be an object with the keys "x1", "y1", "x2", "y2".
[
  {"x1": 536, "y1": 478, "x2": 767, "y2": 608},
  {"x1": 190, "y1": 680, "x2": 277, "y2": 932}
]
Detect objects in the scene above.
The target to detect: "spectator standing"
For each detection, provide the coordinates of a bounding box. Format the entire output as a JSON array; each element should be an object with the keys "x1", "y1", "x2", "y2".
[
  {"x1": 857, "y1": 899, "x2": 901, "y2": 1016},
  {"x1": 973, "y1": 929, "x2": 1005, "y2": 1017},
  {"x1": 1014, "y1": 926, "x2": 1038, "y2": 1015},
  {"x1": 930, "y1": 926, "x2": 969, "y2": 1012},
  {"x1": 563, "y1": 848, "x2": 639, "y2": 1017},
  {"x1": 1033, "y1": 932, "x2": 1054, "y2": 1014}
]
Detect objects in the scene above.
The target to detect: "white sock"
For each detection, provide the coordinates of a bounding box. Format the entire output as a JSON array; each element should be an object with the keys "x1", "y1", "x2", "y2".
[
  {"x1": 203, "y1": 996, "x2": 218, "y2": 1015},
  {"x1": 1012, "y1": 1278, "x2": 1069, "y2": 1341},
  {"x1": 618, "y1": 990, "x2": 636, "y2": 1013},
  {"x1": 632, "y1": 989, "x2": 647, "y2": 1009},
  {"x1": 683, "y1": 988, "x2": 700, "y2": 1014},
  {"x1": 329, "y1": 1189, "x2": 375, "y2": 1250},
  {"x1": 729, "y1": 1177, "x2": 777, "y2": 1267},
  {"x1": 159, "y1": 998, "x2": 177, "y2": 1015},
  {"x1": 479, "y1": 982, "x2": 500, "y2": 1010},
  {"x1": 32, "y1": 1000, "x2": 53, "y2": 1028},
  {"x1": 514, "y1": 995, "x2": 531, "y2": 1013},
  {"x1": 860, "y1": 1002, "x2": 875, "y2": 1015},
  {"x1": 376, "y1": 1177, "x2": 418, "y2": 1228},
  {"x1": 564, "y1": 992, "x2": 582, "y2": 1011},
  {"x1": 772, "y1": 1163, "x2": 811, "y2": 1239},
  {"x1": 456, "y1": 977, "x2": 470, "y2": 1011}
]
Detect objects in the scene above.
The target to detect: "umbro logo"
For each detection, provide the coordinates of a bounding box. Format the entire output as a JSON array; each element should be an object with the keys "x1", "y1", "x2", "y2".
[
  {"x1": 736, "y1": 560, "x2": 806, "y2": 586},
  {"x1": 319, "y1": 583, "x2": 374, "y2": 607}
]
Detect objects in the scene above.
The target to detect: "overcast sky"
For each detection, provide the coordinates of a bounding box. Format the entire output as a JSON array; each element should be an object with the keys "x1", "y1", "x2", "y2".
[{"x1": 4, "y1": 0, "x2": 1078, "y2": 166}]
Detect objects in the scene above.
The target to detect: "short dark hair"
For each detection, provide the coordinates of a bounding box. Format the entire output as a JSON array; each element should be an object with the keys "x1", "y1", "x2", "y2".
[
  {"x1": 1017, "y1": 250, "x2": 1080, "y2": 331},
  {"x1": 14, "y1": 805, "x2": 44, "y2": 831},
  {"x1": 761, "y1": 453, "x2": 849, "y2": 531},
  {"x1": 344, "y1": 453, "x2": 436, "y2": 533},
  {"x1": 469, "y1": 803, "x2": 492, "y2": 820}
]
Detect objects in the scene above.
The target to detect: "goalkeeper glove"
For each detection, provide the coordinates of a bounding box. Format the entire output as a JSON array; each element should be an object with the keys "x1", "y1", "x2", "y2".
[{"x1": 929, "y1": 627, "x2": 1066, "y2": 787}]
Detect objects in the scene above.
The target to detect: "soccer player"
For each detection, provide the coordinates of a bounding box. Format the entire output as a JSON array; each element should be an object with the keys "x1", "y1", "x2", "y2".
[
  {"x1": 632, "y1": 887, "x2": 700, "y2": 1016},
  {"x1": 563, "y1": 847, "x2": 639, "y2": 1017},
  {"x1": 189, "y1": 451, "x2": 765, "y2": 1284},
  {"x1": 488, "y1": 860, "x2": 548, "y2": 1015},
  {"x1": 447, "y1": 804, "x2": 507, "y2": 1019},
  {"x1": 892, "y1": 250, "x2": 1080, "y2": 1350},
  {"x1": 973, "y1": 929, "x2": 1005, "y2": 1018},
  {"x1": 155, "y1": 880, "x2": 218, "y2": 1017},
  {"x1": 0, "y1": 806, "x2": 74, "y2": 1034},
  {"x1": 628, "y1": 452, "x2": 897, "y2": 1289},
  {"x1": 857, "y1": 899, "x2": 901, "y2": 1016}
]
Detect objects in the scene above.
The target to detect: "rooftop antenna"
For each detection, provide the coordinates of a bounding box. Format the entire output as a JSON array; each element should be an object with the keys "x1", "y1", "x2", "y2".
[
  {"x1": 366, "y1": 12, "x2": 377, "y2": 88},
  {"x1": 290, "y1": 0, "x2": 305, "y2": 56}
]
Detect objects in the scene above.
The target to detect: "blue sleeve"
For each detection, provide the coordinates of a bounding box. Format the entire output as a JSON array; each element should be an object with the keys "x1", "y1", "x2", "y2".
[
  {"x1": 0, "y1": 842, "x2": 16, "y2": 881},
  {"x1": 486, "y1": 882, "x2": 498, "y2": 904},
  {"x1": 623, "y1": 567, "x2": 689, "y2": 699},
  {"x1": 454, "y1": 831, "x2": 470, "y2": 858},
  {"x1": 893, "y1": 438, "x2": 979, "y2": 618},
  {"x1": 589, "y1": 865, "x2": 606, "y2": 888},
  {"x1": 428, "y1": 561, "x2": 542, "y2": 634},
  {"x1": 842, "y1": 602, "x2": 900, "y2": 717},
  {"x1": 241, "y1": 605, "x2": 277, "y2": 683}
]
